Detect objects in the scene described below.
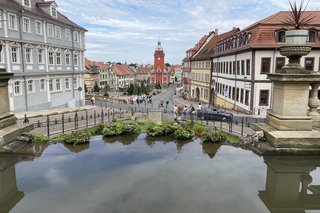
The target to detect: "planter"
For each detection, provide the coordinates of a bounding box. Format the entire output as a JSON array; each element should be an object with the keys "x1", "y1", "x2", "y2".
[{"x1": 285, "y1": 30, "x2": 308, "y2": 45}]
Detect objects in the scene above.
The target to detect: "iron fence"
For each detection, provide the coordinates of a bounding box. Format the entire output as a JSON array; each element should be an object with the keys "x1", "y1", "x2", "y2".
[{"x1": 22, "y1": 102, "x2": 265, "y2": 138}]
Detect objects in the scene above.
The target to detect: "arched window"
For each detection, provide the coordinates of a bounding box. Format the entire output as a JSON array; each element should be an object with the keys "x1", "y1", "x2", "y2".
[
  {"x1": 277, "y1": 30, "x2": 286, "y2": 42},
  {"x1": 308, "y1": 30, "x2": 316, "y2": 42}
]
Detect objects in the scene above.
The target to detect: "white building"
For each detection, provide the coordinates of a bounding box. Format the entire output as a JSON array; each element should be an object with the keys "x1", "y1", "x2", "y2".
[
  {"x1": 0, "y1": 0, "x2": 87, "y2": 112},
  {"x1": 211, "y1": 11, "x2": 320, "y2": 116}
]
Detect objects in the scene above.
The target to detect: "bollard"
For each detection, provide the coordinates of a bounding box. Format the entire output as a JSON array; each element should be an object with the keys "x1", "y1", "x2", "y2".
[
  {"x1": 46, "y1": 115, "x2": 50, "y2": 137},
  {"x1": 62, "y1": 113, "x2": 65, "y2": 134}
]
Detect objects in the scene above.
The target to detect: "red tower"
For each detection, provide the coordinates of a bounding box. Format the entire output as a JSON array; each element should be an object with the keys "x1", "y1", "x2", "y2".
[{"x1": 151, "y1": 41, "x2": 169, "y2": 85}]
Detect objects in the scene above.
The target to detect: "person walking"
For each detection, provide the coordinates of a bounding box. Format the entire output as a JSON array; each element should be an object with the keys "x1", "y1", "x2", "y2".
[
  {"x1": 190, "y1": 104, "x2": 195, "y2": 120},
  {"x1": 91, "y1": 96, "x2": 95, "y2": 106}
]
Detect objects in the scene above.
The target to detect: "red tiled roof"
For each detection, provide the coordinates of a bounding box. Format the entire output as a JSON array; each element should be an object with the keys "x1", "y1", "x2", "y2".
[
  {"x1": 192, "y1": 28, "x2": 239, "y2": 60},
  {"x1": 213, "y1": 11, "x2": 320, "y2": 57},
  {"x1": 114, "y1": 64, "x2": 134, "y2": 76},
  {"x1": 136, "y1": 66, "x2": 152, "y2": 74}
]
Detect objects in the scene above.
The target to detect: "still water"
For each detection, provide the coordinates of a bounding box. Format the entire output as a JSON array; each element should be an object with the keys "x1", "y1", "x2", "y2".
[{"x1": 1, "y1": 134, "x2": 320, "y2": 213}]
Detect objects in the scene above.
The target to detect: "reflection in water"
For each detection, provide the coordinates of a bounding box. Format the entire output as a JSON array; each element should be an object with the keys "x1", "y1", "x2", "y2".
[
  {"x1": 145, "y1": 136, "x2": 192, "y2": 153},
  {"x1": 0, "y1": 154, "x2": 34, "y2": 213},
  {"x1": 202, "y1": 142, "x2": 221, "y2": 159},
  {"x1": 63, "y1": 143, "x2": 90, "y2": 153},
  {"x1": 104, "y1": 134, "x2": 139, "y2": 146},
  {"x1": 259, "y1": 155, "x2": 320, "y2": 213}
]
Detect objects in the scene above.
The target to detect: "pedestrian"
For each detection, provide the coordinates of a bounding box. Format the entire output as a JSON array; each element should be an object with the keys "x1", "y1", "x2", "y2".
[
  {"x1": 23, "y1": 114, "x2": 29, "y2": 124},
  {"x1": 183, "y1": 105, "x2": 188, "y2": 118},
  {"x1": 166, "y1": 99, "x2": 169, "y2": 109},
  {"x1": 91, "y1": 96, "x2": 95, "y2": 106},
  {"x1": 198, "y1": 103, "x2": 202, "y2": 110},
  {"x1": 173, "y1": 105, "x2": 177, "y2": 120},
  {"x1": 190, "y1": 104, "x2": 195, "y2": 120}
]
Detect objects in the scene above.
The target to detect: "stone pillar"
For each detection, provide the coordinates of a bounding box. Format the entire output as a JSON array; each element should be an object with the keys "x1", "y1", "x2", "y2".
[
  {"x1": 308, "y1": 83, "x2": 320, "y2": 127},
  {"x1": 0, "y1": 69, "x2": 16, "y2": 129},
  {"x1": 148, "y1": 110, "x2": 162, "y2": 124}
]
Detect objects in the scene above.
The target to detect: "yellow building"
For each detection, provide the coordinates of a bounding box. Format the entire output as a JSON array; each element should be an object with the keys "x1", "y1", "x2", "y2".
[
  {"x1": 84, "y1": 58, "x2": 100, "y2": 94},
  {"x1": 190, "y1": 32, "x2": 215, "y2": 104},
  {"x1": 190, "y1": 28, "x2": 241, "y2": 104}
]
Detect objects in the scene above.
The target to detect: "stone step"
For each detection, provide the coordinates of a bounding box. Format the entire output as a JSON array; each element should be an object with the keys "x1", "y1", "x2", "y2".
[
  {"x1": 0, "y1": 124, "x2": 34, "y2": 147},
  {"x1": 1, "y1": 140, "x2": 27, "y2": 153}
]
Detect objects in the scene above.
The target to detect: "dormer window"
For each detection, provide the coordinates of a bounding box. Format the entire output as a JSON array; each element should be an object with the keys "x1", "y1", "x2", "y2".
[
  {"x1": 277, "y1": 30, "x2": 286, "y2": 42},
  {"x1": 307, "y1": 30, "x2": 316, "y2": 42},
  {"x1": 51, "y1": 7, "x2": 57, "y2": 17},
  {"x1": 23, "y1": 0, "x2": 31, "y2": 7}
]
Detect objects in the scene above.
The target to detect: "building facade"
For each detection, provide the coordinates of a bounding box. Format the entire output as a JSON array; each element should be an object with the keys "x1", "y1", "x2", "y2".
[
  {"x1": 211, "y1": 11, "x2": 320, "y2": 116},
  {"x1": 135, "y1": 64, "x2": 151, "y2": 83},
  {"x1": 150, "y1": 41, "x2": 169, "y2": 85},
  {"x1": 182, "y1": 35, "x2": 208, "y2": 98},
  {"x1": 114, "y1": 64, "x2": 134, "y2": 91},
  {"x1": 0, "y1": 0, "x2": 87, "y2": 112}
]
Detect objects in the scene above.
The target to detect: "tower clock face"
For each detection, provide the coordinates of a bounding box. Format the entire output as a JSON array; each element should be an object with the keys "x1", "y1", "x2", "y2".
[{"x1": 158, "y1": 57, "x2": 160, "y2": 61}]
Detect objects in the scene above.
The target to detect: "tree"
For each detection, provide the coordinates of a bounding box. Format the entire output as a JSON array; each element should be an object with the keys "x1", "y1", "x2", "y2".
[
  {"x1": 103, "y1": 84, "x2": 110, "y2": 97},
  {"x1": 174, "y1": 76, "x2": 178, "y2": 82},
  {"x1": 129, "y1": 63, "x2": 137, "y2": 68},
  {"x1": 126, "y1": 83, "x2": 134, "y2": 95},
  {"x1": 165, "y1": 63, "x2": 171, "y2": 67},
  {"x1": 93, "y1": 82, "x2": 100, "y2": 93}
]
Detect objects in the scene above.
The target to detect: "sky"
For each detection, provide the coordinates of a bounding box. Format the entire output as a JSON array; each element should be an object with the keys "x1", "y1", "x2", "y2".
[{"x1": 56, "y1": 0, "x2": 320, "y2": 65}]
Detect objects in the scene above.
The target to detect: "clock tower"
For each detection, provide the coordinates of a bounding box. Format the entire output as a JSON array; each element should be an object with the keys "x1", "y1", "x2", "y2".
[{"x1": 151, "y1": 41, "x2": 169, "y2": 85}]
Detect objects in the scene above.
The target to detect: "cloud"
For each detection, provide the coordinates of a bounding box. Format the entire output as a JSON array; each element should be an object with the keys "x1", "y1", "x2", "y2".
[{"x1": 56, "y1": 0, "x2": 320, "y2": 64}]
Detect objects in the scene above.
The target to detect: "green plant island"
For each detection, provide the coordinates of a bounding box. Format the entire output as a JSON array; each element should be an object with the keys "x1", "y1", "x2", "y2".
[{"x1": 32, "y1": 120, "x2": 239, "y2": 145}]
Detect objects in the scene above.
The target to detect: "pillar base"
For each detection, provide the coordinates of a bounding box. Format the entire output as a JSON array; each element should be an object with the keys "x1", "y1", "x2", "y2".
[{"x1": 267, "y1": 112, "x2": 312, "y2": 131}]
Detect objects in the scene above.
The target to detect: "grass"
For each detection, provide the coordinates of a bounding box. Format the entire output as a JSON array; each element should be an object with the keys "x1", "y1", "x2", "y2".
[{"x1": 224, "y1": 133, "x2": 240, "y2": 143}]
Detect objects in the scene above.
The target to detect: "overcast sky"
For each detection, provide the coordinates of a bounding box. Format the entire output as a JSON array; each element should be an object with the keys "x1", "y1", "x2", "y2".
[{"x1": 56, "y1": 0, "x2": 320, "y2": 65}]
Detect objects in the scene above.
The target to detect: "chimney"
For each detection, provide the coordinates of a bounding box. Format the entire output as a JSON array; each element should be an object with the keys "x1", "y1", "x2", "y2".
[{"x1": 215, "y1": 29, "x2": 219, "y2": 35}]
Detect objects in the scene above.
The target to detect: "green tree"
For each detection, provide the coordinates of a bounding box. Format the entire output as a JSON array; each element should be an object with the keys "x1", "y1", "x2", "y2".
[
  {"x1": 103, "y1": 84, "x2": 110, "y2": 97},
  {"x1": 93, "y1": 82, "x2": 100, "y2": 93},
  {"x1": 126, "y1": 83, "x2": 134, "y2": 95},
  {"x1": 165, "y1": 63, "x2": 171, "y2": 67},
  {"x1": 174, "y1": 76, "x2": 178, "y2": 82}
]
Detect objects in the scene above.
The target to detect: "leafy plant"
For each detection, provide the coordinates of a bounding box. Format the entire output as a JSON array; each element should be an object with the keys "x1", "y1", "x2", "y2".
[
  {"x1": 32, "y1": 134, "x2": 49, "y2": 143},
  {"x1": 174, "y1": 127, "x2": 194, "y2": 140},
  {"x1": 283, "y1": 0, "x2": 314, "y2": 29},
  {"x1": 202, "y1": 127, "x2": 226, "y2": 143},
  {"x1": 193, "y1": 124, "x2": 206, "y2": 137},
  {"x1": 63, "y1": 131, "x2": 91, "y2": 145},
  {"x1": 102, "y1": 121, "x2": 140, "y2": 137},
  {"x1": 146, "y1": 123, "x2": 165, "y2": 137}
]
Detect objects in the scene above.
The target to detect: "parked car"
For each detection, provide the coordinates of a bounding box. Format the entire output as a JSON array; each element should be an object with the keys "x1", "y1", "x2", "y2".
[{"x1": 197, "y1": 108, "x2": 233, "y2": 121}]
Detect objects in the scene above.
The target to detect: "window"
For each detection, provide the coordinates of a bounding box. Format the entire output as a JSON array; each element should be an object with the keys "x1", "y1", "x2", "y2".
[
  {"x1": 305, "y1": 57, "x2": 314, "y2": 71},
  {"x1": 241, "y1": 60, "x2": 245, "y2": 75},
  {"x1": 48, "y1": 52, "x2": 54, "y2": 65},
  {"x1": 38, "y1": 49, "x2": 44, "y2": 64},
  {"x1": 35, "y1": 20, "x2": 43, "y2": 35},
  {"x1": 233, "y1": 61, "x2": 236, "y2": 74},
  {"x1": 65, "y1": 29, "x2": 71, "y2": 41},
  {"x1": 22, "y1": 17, "x2": 31, "y2": 33},
  {"x1": 74, "y1": 55, "x2": 78, "y2": 66},
  {"x1": 48, "y1": 24, "x2": 54, "y2": 37},
  {"x1": 65, "y1": 53, "x2": 70, "y2": 65},
  {"x1": 25, "y1": 48, "x2": 33, "y2": 63},
  {"x1": 240, "y1": 89, "x2": 244, "y2": 103},
  {"x1": 261, "y1": 58, "x2": 271, "y2": 73},
  {"x1": 55, "y1": 26, "x2": 61, "y2": 39},
  {"x1": 259, "y1": 90, "x2": 269, "y2": 106},
  {"x1": 8, "y1": 13, "x2": 17, "y2": 30},
  {"x1": 0, "y1": 45, "x2": 4, "y2": 63},
  {"x1": 236, "y1": 88, "x2": 239, "y2": 102},
  {"x1": 56, "y1": 79, "x2": 61, "y2": 91},
  {"x1": 49, "y1": 79, "x2": 53, "y2": 92},
  {"x1": 65, "y1": 78, "x2": 70, "y2": 90},
  {"x1": 245, "y1": 90, "x2": 249, "y2": 106},
  {"x1": 23, "y1": 0, "x2": 30, "y2": 7},
  {"x1": 74, "y1": 31, "x2": 79, "y2": 42},
  {"x1": 56, "y1": 53, "x2": 61, "y2": 65},
  {"x1": 14, "y1": 81, "x2": 21, "y2": 95},
  {"x1": 277, "y1": 30, "x2": 286, "y2": 42},
  {"x1": 236, "y1": 61, "x2": 240, "y2": 75},
  {"x1": 51, "y1": 7, "x2": 57, "y2": 17},
  {"x1": 246, "y1": 59, "x2": 250, "y2": 75},
  {"x1": 40, "y1": 79, "x2": 46, "y2": 92},
  {"x1": 308, "y1": 31, "x2": 316, "y2": 42},
  {"x1": 11, "y1": 47, "x2": 19, "y2": 63},
  {"x1": 73, "y1": 78, "x2": 77, "y2": 89},
  {"x1": 276, "y1": 57, "x2": 285, "y2": 70},
  {"x1": 27, "y1": 80, "x2": 34, "y2": 94}
]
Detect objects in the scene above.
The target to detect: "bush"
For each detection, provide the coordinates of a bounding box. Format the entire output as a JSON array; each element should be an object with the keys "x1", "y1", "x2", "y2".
[
  {"x1": 193, "y1": 124, "x2": 206, "y2": 137},
  {"x1": 202, "y1": 128, "x2": 226, "y2": 143},
  {"x1": 64, "y1": 131, "x2": 91, "y2": 145},
  {"x1": 174, "y1": 127, "x2": 194, "y2": 140},
  {"x1": 32, "y1": 134, "x2": 49, "y2": 143},
  {"x1": 146, "y1": 123, "x2": 165, "y2": 137},
  {"x1": 102, "y1": 121, "x2": 140, "y2": 137}
]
